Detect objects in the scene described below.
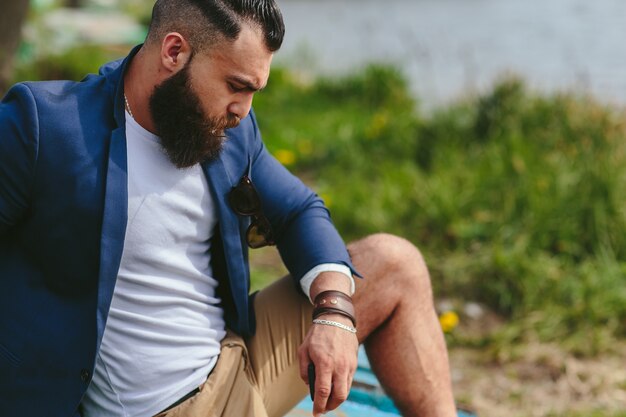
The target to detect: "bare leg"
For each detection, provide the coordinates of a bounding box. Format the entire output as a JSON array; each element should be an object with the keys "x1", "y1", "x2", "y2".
[{"x1": 348, "y1": 234, "x2": 456, "y2": 417}]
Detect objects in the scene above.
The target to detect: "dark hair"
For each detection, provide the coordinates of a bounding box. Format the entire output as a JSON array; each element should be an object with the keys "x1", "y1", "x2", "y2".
[{"x1": 147, "y1": 0, "x2": 285, "y2": 52}]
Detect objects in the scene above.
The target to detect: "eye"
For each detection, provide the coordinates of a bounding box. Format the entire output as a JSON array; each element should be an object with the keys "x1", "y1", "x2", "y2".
[{"x1": 228, "y1": 82, "x2": 245, "y2": 93}]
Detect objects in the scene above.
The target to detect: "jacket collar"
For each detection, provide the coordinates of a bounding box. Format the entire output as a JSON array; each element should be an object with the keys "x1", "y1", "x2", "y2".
[
  {"x1": 94, "y1": 46, "x2": 142, "y2": 350},
  {"x1": 100, "y1": 44, "x2": 143, "y2": 128}
]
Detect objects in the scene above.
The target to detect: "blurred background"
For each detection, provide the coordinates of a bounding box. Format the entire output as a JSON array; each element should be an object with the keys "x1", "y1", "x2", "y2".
[{"x1": 2, "y1": 1, "x2": 625, "y2": 416}]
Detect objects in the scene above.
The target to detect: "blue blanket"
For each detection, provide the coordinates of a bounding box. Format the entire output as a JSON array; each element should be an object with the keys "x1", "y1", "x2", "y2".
[{"x1": 288, "y1": 347, "x2": 476, "y2": 417}]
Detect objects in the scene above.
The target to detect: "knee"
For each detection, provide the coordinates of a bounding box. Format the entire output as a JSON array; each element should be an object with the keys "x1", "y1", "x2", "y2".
[{"x1": 350, "y1": 233, "x2": 432, "y2": 292}]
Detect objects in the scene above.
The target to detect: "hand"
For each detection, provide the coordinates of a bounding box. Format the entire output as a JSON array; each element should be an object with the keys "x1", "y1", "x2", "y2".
[{"x1": 298, "y1": 313, "x2": 359, "y2": 416}]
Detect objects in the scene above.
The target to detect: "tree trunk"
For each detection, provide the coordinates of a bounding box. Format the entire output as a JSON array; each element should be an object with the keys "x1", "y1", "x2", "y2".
[{"x1": 0, "y1": 0, "x2": 30, "y2": 95}]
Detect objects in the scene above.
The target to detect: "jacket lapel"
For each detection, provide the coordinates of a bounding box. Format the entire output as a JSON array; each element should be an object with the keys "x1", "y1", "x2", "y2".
[
  {"x1": 95, "y1": 125, "x2": 128, "y2": 349},
  {"x1": 202, "y1": 158, "x2": 249, "y2": 328},
  {"x1": 94, "y1": 50, "x2": 134, "y2": 348}
]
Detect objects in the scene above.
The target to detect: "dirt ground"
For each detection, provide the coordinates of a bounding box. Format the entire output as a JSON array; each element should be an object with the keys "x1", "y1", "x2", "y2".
[
  {"x1": 439, "y1": 296, "x2": 626, "y2": 417},
  {"x1": 249, "y1": 248, "x2": 626, "y2": 417},
  {"x1": 449, "y1": 344, "x2": 626, "y2": 417}
]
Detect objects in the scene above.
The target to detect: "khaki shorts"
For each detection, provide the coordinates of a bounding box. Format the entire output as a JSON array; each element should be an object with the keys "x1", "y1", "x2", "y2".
[{"x1": 154, "y1": 276, "x2": 313, "y2": 417}]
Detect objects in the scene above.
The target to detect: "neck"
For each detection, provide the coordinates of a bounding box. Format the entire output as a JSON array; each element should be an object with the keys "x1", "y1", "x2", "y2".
[{"x1": 123, "y1": 46, "x2": 159, "y2": 134}]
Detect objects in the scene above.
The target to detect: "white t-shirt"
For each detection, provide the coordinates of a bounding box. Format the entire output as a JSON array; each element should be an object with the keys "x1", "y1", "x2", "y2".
[
  {"x1": 82, "y1": 112, "x2": 354, "y2": 417},
  {"x1": 82, "y1": 113, "x2": 226, "y2": 416}
]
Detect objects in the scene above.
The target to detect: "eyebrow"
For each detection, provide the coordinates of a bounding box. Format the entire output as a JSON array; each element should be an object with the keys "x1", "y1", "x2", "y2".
[{"x1": 228, "y1": 76, "x2": 265, "y2": 92}]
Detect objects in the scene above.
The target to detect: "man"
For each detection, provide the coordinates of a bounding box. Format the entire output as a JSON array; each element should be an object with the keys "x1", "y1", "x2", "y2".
[{"x1": 0, "y1": 1, "x2": 457, "y2": 416}]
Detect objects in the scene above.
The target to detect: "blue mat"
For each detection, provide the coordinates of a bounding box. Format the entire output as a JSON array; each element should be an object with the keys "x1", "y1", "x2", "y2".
[{"x1": 287, "y1": 347, "x2": 475, "y2": 417}]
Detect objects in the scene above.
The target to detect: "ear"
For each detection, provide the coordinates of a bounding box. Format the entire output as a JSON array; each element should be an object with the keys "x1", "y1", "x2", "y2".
[{"x1": 159, "y1": 32, "x2": 192, "y2": 73}]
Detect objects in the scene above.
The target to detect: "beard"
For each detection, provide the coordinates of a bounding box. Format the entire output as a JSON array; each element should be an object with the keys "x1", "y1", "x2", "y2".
[{"x1": 148, "y1": 64, "x2": 241, "y2": 169}]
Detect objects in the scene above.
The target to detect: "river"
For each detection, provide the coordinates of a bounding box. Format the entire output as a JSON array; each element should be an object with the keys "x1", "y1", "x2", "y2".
[{"x1": 275, "y1": 0, "x2": 626, "y2": 108}]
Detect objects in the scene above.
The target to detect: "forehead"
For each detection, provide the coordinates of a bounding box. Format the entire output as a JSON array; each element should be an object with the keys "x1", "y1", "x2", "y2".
[{"x1": 195, "y1": 24, "x2": 273, "y2": 87}]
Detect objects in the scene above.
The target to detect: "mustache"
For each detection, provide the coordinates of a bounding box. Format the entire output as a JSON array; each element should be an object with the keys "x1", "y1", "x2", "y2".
[{"x1": 210, "y1": 114, "x2": 241, "y2": 136}]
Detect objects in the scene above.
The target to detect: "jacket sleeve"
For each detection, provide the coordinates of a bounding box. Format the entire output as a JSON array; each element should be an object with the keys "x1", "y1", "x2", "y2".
[
  {"x1": 245, "y1": 111, "x2": 360, "y2": 287},
  {"x1": 0, "y1": 84, "x2": 39, "y2": 235}
]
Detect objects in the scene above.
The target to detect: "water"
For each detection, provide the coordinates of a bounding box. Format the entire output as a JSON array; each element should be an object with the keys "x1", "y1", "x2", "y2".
[{"x1": 275, "y1": 0, "x2": 626, "y2": 108}]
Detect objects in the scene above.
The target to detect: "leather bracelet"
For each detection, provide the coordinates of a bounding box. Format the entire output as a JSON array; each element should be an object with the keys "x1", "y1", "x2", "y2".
[{"x1": 312, "y1": 290, "x2": 356, "y2": 327}]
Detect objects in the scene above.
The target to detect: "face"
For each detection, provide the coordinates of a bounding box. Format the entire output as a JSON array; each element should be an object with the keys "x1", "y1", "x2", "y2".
[{"x1": 150, "y1": 25, "x2": 273, "y2": 168}]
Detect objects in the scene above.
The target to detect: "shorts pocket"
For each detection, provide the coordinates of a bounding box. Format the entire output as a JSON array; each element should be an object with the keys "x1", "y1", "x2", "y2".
[{"x1": 158, "y1": 332, "x2": 266, "y2": 417}]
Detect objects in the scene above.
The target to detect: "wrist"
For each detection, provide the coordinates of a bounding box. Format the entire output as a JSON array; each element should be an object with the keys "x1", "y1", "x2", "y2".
[
  {"x1": 312, "y1": 318, "x2": 357, "y2": 335},
  {"x1": 312, "y1": 290, "x2": 357, "y2": 327},
  {"x1": 309, "y1": 271, "x2": 352, "y2": 301},
  {"x1": 314, "y1": 312, "x2": 353, "y2": 326}
]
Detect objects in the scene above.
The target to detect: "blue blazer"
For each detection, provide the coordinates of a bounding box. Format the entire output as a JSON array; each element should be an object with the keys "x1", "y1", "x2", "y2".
[{"x1": 0, "y1": 47, "x2": 356, "y2": 417}]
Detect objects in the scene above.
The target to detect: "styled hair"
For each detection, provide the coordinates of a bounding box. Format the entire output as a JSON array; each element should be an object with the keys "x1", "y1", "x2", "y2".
[{"x1": 146, "y1": 0, "x2": 285, "y2": 52}]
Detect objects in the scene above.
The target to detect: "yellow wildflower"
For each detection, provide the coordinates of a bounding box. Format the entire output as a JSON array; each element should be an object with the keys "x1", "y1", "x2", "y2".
[
  {"x1": 319, "y1": 193, "x2": 332, "y2": 208},
  {"x1": 365, "y1": 111, "x2": 389, "y2": 139},
  {"x1": 274, "y1": 149, "x2": 296, "y2": 166},
  {"x1": 439, "y1": 311, "x2": 459, "y2": 333}
]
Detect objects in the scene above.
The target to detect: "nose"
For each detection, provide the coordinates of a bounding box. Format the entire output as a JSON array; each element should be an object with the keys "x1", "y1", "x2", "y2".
[{"x1": 227, "y1": 93, "x2": 254, "y2": 120}]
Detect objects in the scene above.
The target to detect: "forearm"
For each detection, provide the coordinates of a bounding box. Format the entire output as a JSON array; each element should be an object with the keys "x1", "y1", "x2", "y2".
[
  {"x1": 299, "y1": 269, "x2": 359, "y2": 417},
  {"x1": 309, "y1": 271, "x2": 353, "y2": 301},
  {"x1": 274, "y1": 199, "x2": 358, "y2": 281}
]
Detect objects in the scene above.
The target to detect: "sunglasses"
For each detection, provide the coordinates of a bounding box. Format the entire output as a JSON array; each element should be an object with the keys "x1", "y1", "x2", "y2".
[{"x1": 228, "y1": 175, "x2": 275, "y2": 248}]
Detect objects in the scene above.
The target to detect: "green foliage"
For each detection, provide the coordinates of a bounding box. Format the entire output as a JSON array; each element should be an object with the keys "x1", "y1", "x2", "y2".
[
  {"x1": 13, "y1": 44, "x2": 122, "y2": 83},
  {"x1": 254, "y1": 65, "x2": 419, "y2": 171},
  {"x1": 418, "y1": 81, "x2": 626, "y2": 343},
  {"x1": 254, "y1": 69, "x2": 626, "y2": 354},
  {"x1": 254, "y1": 66, "x2": 423, "y2": 241}
]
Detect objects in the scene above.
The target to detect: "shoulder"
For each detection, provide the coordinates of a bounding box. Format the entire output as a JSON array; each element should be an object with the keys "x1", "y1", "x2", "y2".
[
  {"x1": 3, "y1": 71, "x2": 122, "y2": 147},
  {"x1": 21, "y1": 76, "x2": 110, "y2": 114},
  {"x1": 0, "y1": 83, "x2": 41, "y2": 145}
]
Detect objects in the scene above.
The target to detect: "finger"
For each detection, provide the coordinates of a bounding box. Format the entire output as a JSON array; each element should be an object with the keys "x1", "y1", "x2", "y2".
[
  {"x1": 297, "y1": 346, "x2": 310, "y2": 383},
  {"x1": 348, "y1": 357, "x2": 357, "y2": 389},
  {"x1": 313, "y1": 362, "x2": 333, "y2": 416},
  {"x1": 325, "y1": 372, "x2": 350, "y2": 411}
]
